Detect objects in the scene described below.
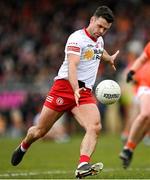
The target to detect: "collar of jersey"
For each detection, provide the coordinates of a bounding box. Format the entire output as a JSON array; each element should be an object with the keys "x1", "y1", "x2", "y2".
[{"x1": 84, "y1": 28, "x2": 97, "y2": 42}]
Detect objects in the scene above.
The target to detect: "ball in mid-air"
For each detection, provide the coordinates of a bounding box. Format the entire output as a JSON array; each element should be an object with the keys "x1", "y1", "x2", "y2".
[{"x1": 95, "y1": 80, "x2": 121, "y2": 105}]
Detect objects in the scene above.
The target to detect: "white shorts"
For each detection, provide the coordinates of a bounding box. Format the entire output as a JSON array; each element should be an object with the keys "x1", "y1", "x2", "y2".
[{"x1": 136, "y1": 86, "x2": 150, "y2": 98}]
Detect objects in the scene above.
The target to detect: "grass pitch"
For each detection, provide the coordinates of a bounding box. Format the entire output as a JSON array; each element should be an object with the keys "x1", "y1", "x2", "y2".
[{"x1": 0, "y1": 134, "x2": 150, "y2": 179}]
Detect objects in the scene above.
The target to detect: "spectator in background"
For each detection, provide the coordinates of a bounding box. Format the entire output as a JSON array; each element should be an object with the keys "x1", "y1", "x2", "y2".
[
  {"x1": 8, "y1": 109, "x2": 25, "y2": 138},
  {"x1": 0, "y1": 114, "x2": 7, "y2": 136}
]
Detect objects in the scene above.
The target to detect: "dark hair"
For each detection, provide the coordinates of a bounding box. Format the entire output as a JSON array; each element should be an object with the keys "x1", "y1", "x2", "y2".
[{"x1": 93, "y1": 6, "x2": 114, "y2": 23}]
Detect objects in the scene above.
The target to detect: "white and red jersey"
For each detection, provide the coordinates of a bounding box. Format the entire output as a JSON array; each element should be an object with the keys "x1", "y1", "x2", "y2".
[{"x1": 55, "y1": 28, "x2": 104, "y2": 89}]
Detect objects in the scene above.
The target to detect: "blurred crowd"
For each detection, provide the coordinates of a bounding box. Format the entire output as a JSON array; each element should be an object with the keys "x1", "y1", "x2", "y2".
[{"x1": 0, "y1": 0, "x2": 150, "y2": 139}]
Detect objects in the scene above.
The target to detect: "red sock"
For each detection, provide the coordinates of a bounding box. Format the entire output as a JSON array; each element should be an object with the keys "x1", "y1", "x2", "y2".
[
  {"x1": 125, "y1": 141, "x2": 136, "y2": 151},
  {"x1": 21, "y1": 141, "x2": 30, "y2": 151},
  {"x1": 79, "y1": 155, "x2": 90, "y2": 163}
]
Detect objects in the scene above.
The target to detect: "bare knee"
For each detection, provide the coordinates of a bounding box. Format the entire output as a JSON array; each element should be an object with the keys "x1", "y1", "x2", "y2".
[
  {"x1": 27, "y1": 126, "x2": 48, "y2": 140},
  {"x1": 86, "y1": 122, "x2": 101, "y2": 136},
  {"x1": 138, "y1": 112, "x2": 150, "y2": 125}
]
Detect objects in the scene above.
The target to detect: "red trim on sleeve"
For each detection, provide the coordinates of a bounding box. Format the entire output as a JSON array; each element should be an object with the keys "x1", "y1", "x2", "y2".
[{"x1": 67, "y1": 46, "x2": 80, "y2": 52}]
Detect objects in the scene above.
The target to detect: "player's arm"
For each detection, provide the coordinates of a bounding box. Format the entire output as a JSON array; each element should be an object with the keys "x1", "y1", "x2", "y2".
[
  {"x1": 68, "y1": 53, "x2": 80, "y2": 91},
  {"x1": 68, "y1": 53, "x2": 85, "y2": 106},
  {"x1": 130, "y1": 52, "x2": 148, "y2": 71},
  {"x1": 127, "y1": 52, "x2": 148, "y2": 83},
  {"x1": 102, "y1": 49, "x2": 119, "y2": 71}
]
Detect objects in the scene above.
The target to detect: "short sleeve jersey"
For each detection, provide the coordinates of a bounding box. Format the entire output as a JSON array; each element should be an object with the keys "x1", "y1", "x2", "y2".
[
  {"x1": 55, "y1": 28, "x2": 104, "y2": 89},
  {"x1": 134, "y1": 42, "x2": 150, "y2": 87}
]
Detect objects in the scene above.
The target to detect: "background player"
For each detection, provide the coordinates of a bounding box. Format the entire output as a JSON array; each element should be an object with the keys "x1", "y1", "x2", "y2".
[{"x1": 120, "y1": 41, "x2": 150, "y2": 168}]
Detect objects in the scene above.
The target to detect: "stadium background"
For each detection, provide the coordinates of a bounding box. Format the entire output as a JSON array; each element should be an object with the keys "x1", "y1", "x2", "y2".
[{"x1": 0, "y1": 0, "x2": 150, "y2": 138}]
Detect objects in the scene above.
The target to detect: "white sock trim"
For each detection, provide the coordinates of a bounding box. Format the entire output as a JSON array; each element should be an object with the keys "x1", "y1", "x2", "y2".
[
  {"x1": 124, "y1": 147, "x2": 133, "y2": 152},
  {"x1": 78, "y1": 162, "x2": 88, "y2": 168},
  {"x1": 20, "y1": 145, "x2": 27, "y2": 152}
]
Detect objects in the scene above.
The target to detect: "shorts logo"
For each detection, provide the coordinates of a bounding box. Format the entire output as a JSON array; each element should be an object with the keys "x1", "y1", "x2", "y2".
[
  {"x1": 56, "y1": 97, "x2": 64, "y2": 105},
  {"x1": 46, "y1": 95, "x2": 54, "y2": 103}
]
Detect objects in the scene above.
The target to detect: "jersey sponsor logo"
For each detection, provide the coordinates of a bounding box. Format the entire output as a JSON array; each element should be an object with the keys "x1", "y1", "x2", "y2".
[
  {"x1": 83, "y1": 47, "x2": 103, "y2": 61},
  {"x1": 67, "y1": 46, "x2": 80, "y2": 52},
  {"x1": 83, "y1": 49, "x2": 94, "y2": 60},
  {"x1": 46, "y1": 95, "x2": 54, "y2": 103},
  {"x1": 94, "y1": 49, "x2": 103, "y2": 60},
  {"x1": 56, "y1": 97, "x2": 64, "y2": 105}
]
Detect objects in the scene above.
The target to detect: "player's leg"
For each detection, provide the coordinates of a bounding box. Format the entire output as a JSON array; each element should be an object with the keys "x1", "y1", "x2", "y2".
[
  {"x1": 11, "y1": 106, "x2": 63, "y2": 166},
  {"x1": 121, "y1": 98, "x2": 139, "y2": 143},
  {"x1": 120, "y1": 93, "x2": 150, "y2": 168},
  {"x1": 71, "y1": 103, "x2": 103, "y2": 178},
  {"x1": 127, "y1": 94, "x2": 150, "y2": 144}
]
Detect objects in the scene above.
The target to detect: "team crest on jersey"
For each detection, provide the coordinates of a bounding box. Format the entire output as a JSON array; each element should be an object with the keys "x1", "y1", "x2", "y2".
[
  {"x1": 83, "y1": 48, "x2": 94, "y2": 60},
  {"x1": 56, "y1": 97, "x2": 64, "y2": 105}
]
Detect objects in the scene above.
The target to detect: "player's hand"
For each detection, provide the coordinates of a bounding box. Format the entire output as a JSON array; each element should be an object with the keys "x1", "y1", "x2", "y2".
[
  {"x1": 126, "y1": 70, "x2": 135, "y2": 83},
  {"x1": 74, "y1": 87, "x2": 86, "y2": 107},
  {"x1": 109, "y1": 50, "x2": 119, "y2": 71}
]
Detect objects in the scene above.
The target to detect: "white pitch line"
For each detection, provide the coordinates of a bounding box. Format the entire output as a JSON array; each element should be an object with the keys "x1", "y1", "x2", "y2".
[
  {"x1": 0, "y1": 168, "x2": 150, "y2": 178},
  {"x1": 103, "y1": 167, "x2": 150, "y2": 172},
  {"x1": 0, "y1": 170, "x2": 72, "y2": 177}
]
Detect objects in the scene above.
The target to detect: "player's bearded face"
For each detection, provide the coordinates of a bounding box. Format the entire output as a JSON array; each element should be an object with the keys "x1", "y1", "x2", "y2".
[{"x1": 90, "y1": 16, "x2": 112, "y2": 38}]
